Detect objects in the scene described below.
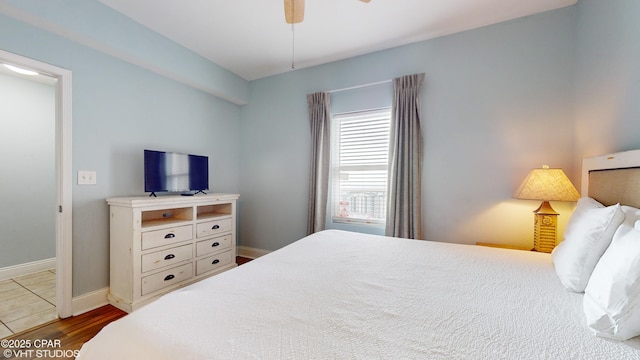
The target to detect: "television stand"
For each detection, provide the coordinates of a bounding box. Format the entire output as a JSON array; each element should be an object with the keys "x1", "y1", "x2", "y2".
[
  {"x1": 149, "y1": 192, "x2": 157, "y2": 197},
  {"x1": 106, "y1": 193, "x2": 239, "y2": 312}
]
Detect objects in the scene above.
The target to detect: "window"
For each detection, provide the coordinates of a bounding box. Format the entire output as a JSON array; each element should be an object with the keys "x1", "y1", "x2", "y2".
[{"x1": 330, "y1": 109, "x2": 391, "y2": 225}]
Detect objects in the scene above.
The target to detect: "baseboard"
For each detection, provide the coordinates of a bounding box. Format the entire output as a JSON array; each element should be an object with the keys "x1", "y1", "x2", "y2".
[
  {"x1": 69, "y1": 246, "x2": 271, "y2": 316},
  {"x1": 237, "y1": 246, "x2": 271, "y2": 259},
  {"x1": 0, "y1": 258, "x2": 56, "y2": 281},
  {"x1": 72, "y1": 287, "x2": 109, "y2": 316}
]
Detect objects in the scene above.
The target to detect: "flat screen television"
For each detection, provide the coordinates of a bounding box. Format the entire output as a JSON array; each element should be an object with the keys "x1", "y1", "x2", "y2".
[{"x1": 144, "y1": 149, "x2": 209, "y2": 196}]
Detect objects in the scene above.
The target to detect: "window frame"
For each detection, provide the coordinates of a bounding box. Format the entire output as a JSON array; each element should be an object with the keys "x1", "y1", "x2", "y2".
[{"x1": 329, "y1": 108, "x2": 391, "y2": 227}]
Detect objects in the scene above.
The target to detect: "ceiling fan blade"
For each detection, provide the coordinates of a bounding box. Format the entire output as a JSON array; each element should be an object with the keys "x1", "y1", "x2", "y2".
[
  {"x1": 284, "y1": 0, "x2": 305, "y2": 24},
  {"x1": 359, "y1": 0, "x2": 372, "y2": 3}
]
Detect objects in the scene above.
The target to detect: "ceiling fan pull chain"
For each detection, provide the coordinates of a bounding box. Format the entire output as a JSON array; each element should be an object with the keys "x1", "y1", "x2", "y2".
[{"x1": 291, "y1": 23, "x2": 296, "y2": 69}]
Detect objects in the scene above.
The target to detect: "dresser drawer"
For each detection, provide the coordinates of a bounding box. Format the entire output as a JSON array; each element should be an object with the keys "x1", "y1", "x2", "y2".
[
  {"x1": 196, "y1": 218, "x2": 232, "y2": 238},
  {"x1": 141, "y1": 244, "x2": 193, "y2": 273},
  {"x1": 196, "y1": 250, "x2": 233, "y2": 275},
  {"x1": 141, "y1": 263, "x2": 193, "y2": 296},
  {"x1": 141, "y1": 225, "x2": 193, "y2": 250},
  {"x1": 196, "y1": 234, "x2": 232, "y2": 257}
]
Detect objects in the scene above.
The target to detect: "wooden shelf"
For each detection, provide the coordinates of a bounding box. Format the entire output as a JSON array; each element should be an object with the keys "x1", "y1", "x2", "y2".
[
  {"x1": 197, "y1": 203, "x2": 232, "y2": 220},
  {"x1": 141, "y1": 207, "x2": 192, "y2": 228}
]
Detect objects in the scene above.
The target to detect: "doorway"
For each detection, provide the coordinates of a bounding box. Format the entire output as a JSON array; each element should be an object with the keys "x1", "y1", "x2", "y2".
[{"x1": 0, "y1": 50, "x2": 72, "y2": 333}]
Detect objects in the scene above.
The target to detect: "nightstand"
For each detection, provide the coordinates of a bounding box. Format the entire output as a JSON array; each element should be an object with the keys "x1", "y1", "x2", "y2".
[{"x1": 476, "y1": 242, "x2": 531, "y2": 251}]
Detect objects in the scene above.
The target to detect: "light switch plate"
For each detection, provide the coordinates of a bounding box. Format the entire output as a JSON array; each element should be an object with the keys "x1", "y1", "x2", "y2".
[{"x1": 78, "y1": 170, "x2": 97, "y2": 185}]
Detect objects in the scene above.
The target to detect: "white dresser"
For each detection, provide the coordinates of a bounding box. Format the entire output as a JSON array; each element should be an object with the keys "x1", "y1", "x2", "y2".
[{"x1": 107, "y1": 193, "x2": 239, "y2": 312}]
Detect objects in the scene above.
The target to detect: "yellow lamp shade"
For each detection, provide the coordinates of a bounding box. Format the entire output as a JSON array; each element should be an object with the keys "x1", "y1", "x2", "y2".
[{"x1": 513, "y1": 165, "x2": 580, "y2": 202}]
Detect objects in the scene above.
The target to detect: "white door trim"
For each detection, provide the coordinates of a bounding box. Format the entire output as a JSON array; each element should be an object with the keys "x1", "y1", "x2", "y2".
[{"x1": 0, "y1": 49, "x2": 73, "y2": 318}]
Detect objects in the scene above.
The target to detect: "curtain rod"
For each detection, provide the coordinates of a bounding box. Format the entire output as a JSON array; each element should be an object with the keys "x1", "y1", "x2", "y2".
[{"x1": 327, "y1": 79, "x2": 392, "y2": 94}]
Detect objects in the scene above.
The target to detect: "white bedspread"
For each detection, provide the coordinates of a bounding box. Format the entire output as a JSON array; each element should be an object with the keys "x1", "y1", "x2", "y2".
[{"x1": 78, "y1": 230, "x2": 640, "y2": 359}]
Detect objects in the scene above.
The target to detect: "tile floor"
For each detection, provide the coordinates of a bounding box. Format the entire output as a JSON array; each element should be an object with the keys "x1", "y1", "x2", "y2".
[{"x1": 0, "y1": 270, "x2": 57, "y2": 339}]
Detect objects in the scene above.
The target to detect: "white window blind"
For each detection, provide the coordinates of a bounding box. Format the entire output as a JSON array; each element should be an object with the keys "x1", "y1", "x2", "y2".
[{"x1": 331, "y1": 109, "x2": 391, "y2": 225}]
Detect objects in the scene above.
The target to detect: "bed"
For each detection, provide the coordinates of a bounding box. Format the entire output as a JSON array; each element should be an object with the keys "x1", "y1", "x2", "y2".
[{"x1": 78, "y1": 150, "x2": 640, "y2": 359}]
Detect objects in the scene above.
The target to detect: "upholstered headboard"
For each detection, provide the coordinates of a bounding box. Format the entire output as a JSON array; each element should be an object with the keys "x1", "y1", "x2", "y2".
[{"x1": 582, "y1": 149, "x2": 640, "y2": 208}]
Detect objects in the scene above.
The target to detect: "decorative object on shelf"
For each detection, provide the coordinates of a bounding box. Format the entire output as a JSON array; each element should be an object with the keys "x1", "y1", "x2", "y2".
[{"x1": 513, "y1": 165, "x2": 580, "y2": 253}]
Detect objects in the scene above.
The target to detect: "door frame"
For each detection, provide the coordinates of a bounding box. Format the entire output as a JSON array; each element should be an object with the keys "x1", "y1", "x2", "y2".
[{"x1": 0, "y1": 49, "x2": 73, "y2": 318}]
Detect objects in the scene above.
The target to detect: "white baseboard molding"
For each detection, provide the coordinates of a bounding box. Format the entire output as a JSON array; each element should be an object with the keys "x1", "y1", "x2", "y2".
[
  {"x1": 72, "y1": 287, "x2": 109, "y2": 316},
  {"x1": 0, "y1": 258, "x2": 56, "y2": 281},
  {"x1": 237, "y1": 246, "x2": 271, "y2": 259},
  {"x1": 69, "y1": 247, "x2": 270, "y2": 317}
]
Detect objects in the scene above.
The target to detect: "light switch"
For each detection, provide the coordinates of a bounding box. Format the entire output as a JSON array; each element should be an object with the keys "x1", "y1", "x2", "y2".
[{"x1": 78, "y1": 170, "x2": 97, "y2": 185}]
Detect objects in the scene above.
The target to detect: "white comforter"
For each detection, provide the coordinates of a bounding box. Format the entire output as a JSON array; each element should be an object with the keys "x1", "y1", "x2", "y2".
[{"x1": 78, "y1": 230, "x2": 640, "y2": 359}]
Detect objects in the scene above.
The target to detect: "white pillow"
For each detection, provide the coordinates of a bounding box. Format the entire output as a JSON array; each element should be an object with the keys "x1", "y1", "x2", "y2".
[
  {"x1": 561, "y1": 197, "x2": 605, "y2": 240},
  {"x1": 583, "y1": 207, "x2": 640, "y2": 341},
  {"x1": 552, "y1": 197, "x2": 624, "y2": 292}
]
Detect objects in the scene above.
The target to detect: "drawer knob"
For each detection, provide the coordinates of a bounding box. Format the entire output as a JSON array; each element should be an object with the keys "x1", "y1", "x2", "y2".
[
  {"x1": 164, "y1": 254, "x2": 175, "y2": 260},
  {"x1": 164, "y1": 233, "x2": 175, "y2": 239},
  {"x1": 211, "y1": 259, "x2": 220, "y2": 265},
  {"x1": 211, "y1": 242, "x2": 220, "y2": 247},
  {"x1": 164, "y1": 274, "x2": 175, "y2": 281},
  {"x1": 211, "y1": 225, "x2": 220, "y2": 230}
]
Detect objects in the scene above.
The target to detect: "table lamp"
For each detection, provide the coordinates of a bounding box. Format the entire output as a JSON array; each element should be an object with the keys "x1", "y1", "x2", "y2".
[{"x1": 513, "y1": 165, "x2": 580, "y2": 252}]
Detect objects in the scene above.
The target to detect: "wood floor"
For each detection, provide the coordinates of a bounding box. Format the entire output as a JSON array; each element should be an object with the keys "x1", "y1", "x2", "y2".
[
  {"x1": 2, "y1": 257, "x2": 253, "y2": 360},
  {"x1": 2, "y1": 305, "x2": 126, "y2": 360}
]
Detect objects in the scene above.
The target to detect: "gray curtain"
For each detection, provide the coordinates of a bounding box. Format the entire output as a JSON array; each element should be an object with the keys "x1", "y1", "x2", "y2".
[
  {"x1": 385, "y1": 74, "x2": 425, "y2": 239},
  {"x1": 307, "y1": 92, "x2": 331, "y2": 235}
]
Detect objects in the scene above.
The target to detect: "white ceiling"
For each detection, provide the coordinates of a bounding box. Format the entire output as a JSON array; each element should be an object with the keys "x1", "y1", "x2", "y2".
[{"x1": 99, "y1": 0, "x2": 577, "y2": 81}]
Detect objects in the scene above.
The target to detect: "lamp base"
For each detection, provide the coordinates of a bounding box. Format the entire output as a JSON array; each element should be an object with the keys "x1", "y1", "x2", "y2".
[
  {"x1": 533, "y1": 200, "x2": 559, "y2": 215},
  {"x1": 532, "y1": 201, "x2": 558, "y2": 253}
]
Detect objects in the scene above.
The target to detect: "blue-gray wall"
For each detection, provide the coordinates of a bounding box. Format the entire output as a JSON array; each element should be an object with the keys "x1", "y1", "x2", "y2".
[
  {"x1": 0, "y1": 73, "x2": 56, "y2": 268},
  {"x1": 0, "y1": 6, "x2": 242, "y2": 296},
  {"x1": 239, "y1": 7, "x2": 578, "y2": 251},
  {"x1": 574, "y1": 0, "x2": 640, "y2": 163},
  {"x1": 0, "y1": 0, "x2": 248, "y2": 105},
  {"x1": 240, "y1": 0, "x2": 640, "y2": 253}
]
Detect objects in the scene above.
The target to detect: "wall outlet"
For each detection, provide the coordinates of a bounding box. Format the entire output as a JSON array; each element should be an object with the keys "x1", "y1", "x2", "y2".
[{"x1": 78, "y1": 170, "x2": 97, "y2": 185}]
